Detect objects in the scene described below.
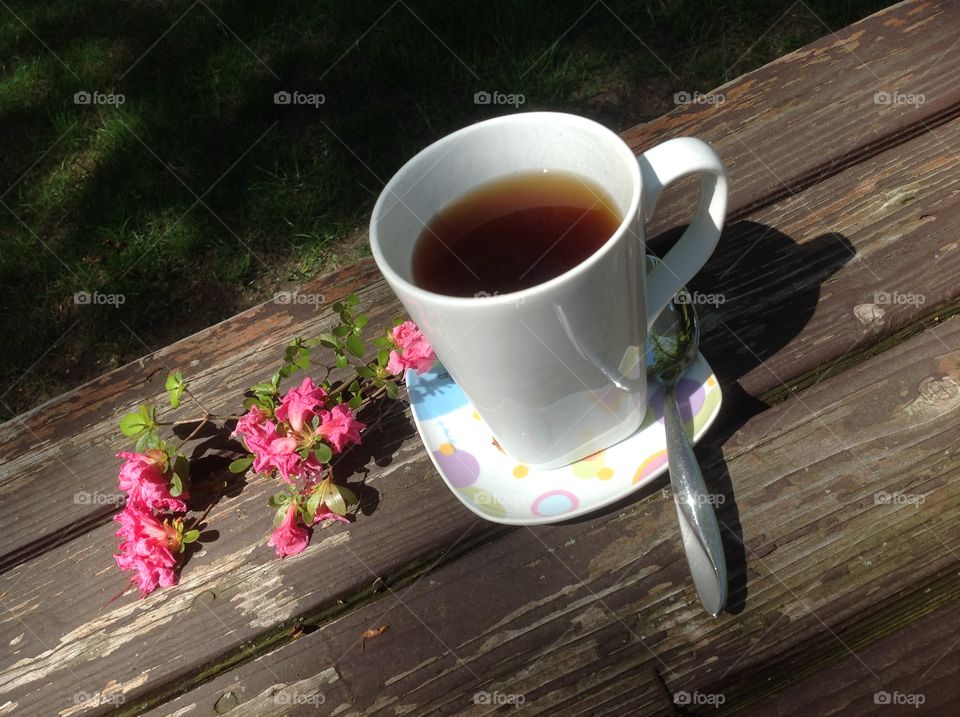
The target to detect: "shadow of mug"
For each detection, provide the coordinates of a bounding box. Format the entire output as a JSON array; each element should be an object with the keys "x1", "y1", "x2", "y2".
[{"x1": 648, "y1": 219, "x2": 856, "y2": 613}]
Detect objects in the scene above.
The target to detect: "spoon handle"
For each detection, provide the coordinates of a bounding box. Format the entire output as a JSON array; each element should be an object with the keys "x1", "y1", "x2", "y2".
[{"x1": 663, "y1": 388, "x2": 728, "y2": 616}]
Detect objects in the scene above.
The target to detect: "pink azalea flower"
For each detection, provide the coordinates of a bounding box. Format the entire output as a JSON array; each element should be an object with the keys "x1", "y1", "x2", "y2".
[
  {"x1": 114, "y1": 504, "x2": 180, "y2": 596},
  {"x1": 246, "y1": 421, "x2": 301, "y2": 482},
  {"x1": 387, "y1": 320, "x2": 435, "y2": 375},
  {"x1": 116, "y1": 451, "x2": 188, "y2": 513},
  {"x1": 318, "y1": 404, "x2": 365, "y2": 453},
  {"x1": 233, "y1": 405, "x2": 269, "y2": 441},
  {"x1": 313, "y1": 503, "x2": 350, "y2": 525},
  {"x1": 269, "y1": 502, "x2": 310, "y2": 558},
  {"x1": 275, "y1": 377, "x2": 327, "y2": 432}
]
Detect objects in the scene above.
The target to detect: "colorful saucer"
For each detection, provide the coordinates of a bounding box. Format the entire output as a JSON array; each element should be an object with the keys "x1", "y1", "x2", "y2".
[{"x1": 406, "y1": 355, "x2": 722, "y2": 525}]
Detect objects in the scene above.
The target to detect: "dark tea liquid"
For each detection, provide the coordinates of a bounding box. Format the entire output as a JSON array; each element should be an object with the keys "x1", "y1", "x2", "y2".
[{"x1": 411, "y1": 171, "x2": 621, "y2": 297}]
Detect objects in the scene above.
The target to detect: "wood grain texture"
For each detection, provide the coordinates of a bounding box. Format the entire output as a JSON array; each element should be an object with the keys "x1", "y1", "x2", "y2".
[
  {"x1": 2, "y1": 2, "x2": 960, "y2": 714},
  {"x1": 117, "y1": 315, "x2": 960, "y2": 715}
]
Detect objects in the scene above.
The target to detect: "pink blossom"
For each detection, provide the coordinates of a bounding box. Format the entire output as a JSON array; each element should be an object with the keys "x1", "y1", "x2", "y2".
[
  {"x1": 246, "y1": 422, "x2": 301, "y2": 482},
  {"x1": 233, "y1": 405, "x2": 269, "y2": 442},
  {"x1": 269, "y1": 502, "x2": 310, "y2": 558},
  {"x1": 387, "y1": 321, "x2": 435, "y2": 375},
  {"x1": 116, "y1": 451, "x2": 188, "y2": 513},
  {"x1": 114, "y1": 504, "x2": 180, "y2": 596},
  {"x1": 313, "y1": 503, "x2": 350, "y2": 525},
  {"x1": 275, "y1": 377, "x2": 327, "y2": 432},
  {"x1": 318, "y1": 404, "x2": 365, "y2": 453}
]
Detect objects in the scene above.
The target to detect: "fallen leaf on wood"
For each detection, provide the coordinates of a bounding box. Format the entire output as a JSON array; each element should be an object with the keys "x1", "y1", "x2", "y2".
[{"x1": 361, "y1": 624, "x2": 389, "y2": 651}]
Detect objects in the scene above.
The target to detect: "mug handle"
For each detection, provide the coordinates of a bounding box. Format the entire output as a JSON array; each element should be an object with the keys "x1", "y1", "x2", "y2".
[{"x1": 638, "y1": 137, "x2": 728, "y2": 330}]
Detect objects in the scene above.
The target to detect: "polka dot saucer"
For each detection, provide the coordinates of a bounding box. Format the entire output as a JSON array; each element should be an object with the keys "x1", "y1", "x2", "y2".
[{"x1": 405, "y1": 354, "x2": 722, "y2": 525}]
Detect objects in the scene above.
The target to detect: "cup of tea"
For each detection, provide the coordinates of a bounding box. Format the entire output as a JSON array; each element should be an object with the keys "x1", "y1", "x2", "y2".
[{"x1": 370, "y1": 112, "x2": 727, "y2": 469}]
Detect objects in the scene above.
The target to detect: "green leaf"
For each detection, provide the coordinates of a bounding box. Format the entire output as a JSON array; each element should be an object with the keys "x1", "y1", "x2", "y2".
[
  {"x1": 335, "y1": 354, "x2": 348, "y2": 369},
  {"x1": 338, "y1": 483, "x2": 359, "y2": 508},
  {"x1": 250, "y1": 382, "x2": 277, "y2": 394},
  {"x1": 332, "y1": 302, "x2": 344, "y2": 313},
  {"x1": 173, "y1": 454, "x2": 190, "y2": 482},
  {"x1": 339, "y1": 308, "x2": 352, "y2": 324},
  {"x1": 165, "y1": 372, "x2": 184, "y2": 408},
  {"x1": 169, "y1": 473, "x2": 183, "y2": 497},
  {"x1": 316, "y1": 332, "x2": 339, "y2": 347},
  {"x1": 372, "y1": 335, "x2": 391, "y2": 349},
  {"x1": 346, "y1": 333, "x2": 365, "y2": 358},
  {"x1": 293, "y1": 354, "x2": 310, "y2": 370},
  {"x1": 332, "y1": 325, "x2": 351, "y2": 337},
  {"x1": 305, "y1": 488, "x2": 322, "y2": 523},
  {"x1": 345, "y1": 293, "x2": 359, "y2": 307},
  {"x1": 274, "y1": 505, "x2": 289, "y2": 528},
  {"x1": 384, "y1": 380, "x2": 399, "y2": 399},
  {"x1": 242, "y1": 397, "x2": 259, "y2": 410},
  {"x1": 325, "y1": 484, "x2": 348, "y2": 516},
  {"x1": 313, "y1": 443, "x2": 333, "y2": 464},
  {"x1": 267, "y1": 492, "x2": 289, "y2": 508},
  {"x1": 377, "y1": 348, "x2": 390, "y2": 366},
  {"x1": 278, "y1": 364, "x2": 293, "y2": 378},
  {"x1": 297, "y1": 446, "x2": 311, "y2": 460},
  {"x1": 392, "y1": 316, "x2": 405, "y2": 326},
  {"x1": 229, "y1": 456, "x2": 253, "y2": 473},
  {"x1": 355, "y1": 314, "x2": 368, "y2": 328},
  {"x1": 348, "y1": 394, "x2": 363, "y2": 410},
  {"x1": 119, "y1": 411, "x2": 148, "y2": 437},
  {"x1": 182, "y1": 529, "x2": 200, "y2": 543},
  {"x1": 356, "y1": 365, "x2": 375, "y2": 379}
]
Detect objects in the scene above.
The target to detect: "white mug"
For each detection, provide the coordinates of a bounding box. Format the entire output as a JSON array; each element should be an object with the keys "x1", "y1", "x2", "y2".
[{"x1": 370, "y1": 112, "x2": 727, "y2": 469}]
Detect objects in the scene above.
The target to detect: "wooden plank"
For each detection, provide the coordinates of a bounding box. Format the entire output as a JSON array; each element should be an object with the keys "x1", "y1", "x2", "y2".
[
  {"x1": 625, "y1": 0, "x2": 960, "y2": 239},
  {"x1": 732, "y1": 570, "x2": 960, "y2": 715},
  {"x1": 4, "y1": 0, "x2": 960, "y2": 569},
  {"x1": 27, "y1": 310, "x2": 960, "y2": 715},
  {"x1": 687, "y1": 113, "x2": 960, "y2": 405}
]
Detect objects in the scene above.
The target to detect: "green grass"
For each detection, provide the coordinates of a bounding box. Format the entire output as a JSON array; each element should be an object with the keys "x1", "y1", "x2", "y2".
[{"x1": 0, "y1": 0, "x2": 892, "y2": 419}]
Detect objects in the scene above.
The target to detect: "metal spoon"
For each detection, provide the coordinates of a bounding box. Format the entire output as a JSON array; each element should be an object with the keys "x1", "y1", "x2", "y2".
[{"x1": 646, "y1": 257, "x2": 728, "y2": 616}]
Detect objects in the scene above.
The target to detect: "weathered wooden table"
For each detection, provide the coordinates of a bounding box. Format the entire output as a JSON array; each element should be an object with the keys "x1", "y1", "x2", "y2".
[{"x1": 3, "y1": 2, "x2": 960, "y2": 714}]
